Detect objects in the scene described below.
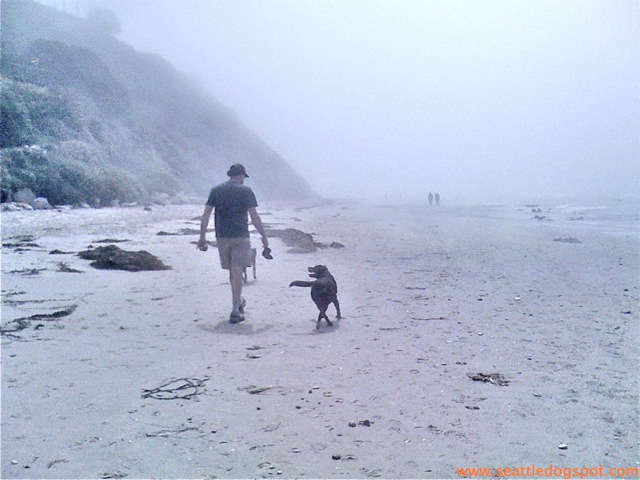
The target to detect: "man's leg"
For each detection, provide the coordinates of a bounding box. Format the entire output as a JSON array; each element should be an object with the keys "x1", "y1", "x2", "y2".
[
  {"x1": 229, "y1": 238, "x2": 251, "y2": 323},
  {"x1": 229, "y1": 265, "x2": 244, "y2": 313},
  {"x1": 218, "y1": 238, "x2": 243, "y2": 322}
]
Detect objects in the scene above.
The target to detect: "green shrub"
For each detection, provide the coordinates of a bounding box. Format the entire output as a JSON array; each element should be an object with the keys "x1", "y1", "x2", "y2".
[
  {"x1": 0, "y1": 76, "x2": 79, "y2": 148},
  {"x1": 0, "y1": 79, "x2": 37, "y2": 147},
  {"x1": 0, "y1": 146, "x2": 142, "y2": 206}
]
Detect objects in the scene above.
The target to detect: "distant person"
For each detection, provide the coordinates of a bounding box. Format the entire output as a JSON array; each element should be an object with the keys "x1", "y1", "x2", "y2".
[
  {"x1": 428, "y1": 192, "x2": 434, "y2": 206},
  {"x1": 435, "y1": 193, "x2": 440, "y2": 206},
  {"x1": 197, "y1": 164, "x2": 269, "y2": 324}
]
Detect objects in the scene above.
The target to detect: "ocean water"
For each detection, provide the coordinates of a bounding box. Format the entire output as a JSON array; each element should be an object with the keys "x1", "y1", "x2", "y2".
[
  {"x1": 461, "y1": 198, "x2": 640, "y2": 237},
  {"x1": 381, "y1": 196, "x2": 640, "y2": 240},
  {"x1": 520, "y1": 199, "x2": 640, "y2": 237},
  {"x1": 553, "y1": 200, "x2": 640, "y2": 232}
]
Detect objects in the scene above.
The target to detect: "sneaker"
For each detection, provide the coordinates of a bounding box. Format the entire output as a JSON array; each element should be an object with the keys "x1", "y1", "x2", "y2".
[
  {"x1": 229, "y1": 312, "x2": 245, "y2": 324},
  {"x1": 239, "y1": 297, "x2": 246, "y2": 314}
]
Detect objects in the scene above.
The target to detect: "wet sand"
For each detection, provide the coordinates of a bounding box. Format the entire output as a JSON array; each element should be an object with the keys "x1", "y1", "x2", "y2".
[{"x1": 1, "y1": 201, "x2": 638, "y2": 478}]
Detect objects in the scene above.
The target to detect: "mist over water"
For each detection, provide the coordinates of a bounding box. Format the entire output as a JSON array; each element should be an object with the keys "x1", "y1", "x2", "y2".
[{"x1": 37, "y1": 0, "x2": 639, "y2": 204}]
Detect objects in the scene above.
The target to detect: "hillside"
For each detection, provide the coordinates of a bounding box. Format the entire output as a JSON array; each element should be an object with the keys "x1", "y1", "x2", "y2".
[{"x1": 0, "y1": 0, "x2": 318, "y2": 206}]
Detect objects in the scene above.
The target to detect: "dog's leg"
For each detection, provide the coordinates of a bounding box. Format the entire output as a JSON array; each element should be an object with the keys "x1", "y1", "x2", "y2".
[
  {"x1": 252, "y1": 256, "x2": 256, "y2": 279},
  {"x1": 322, "y1": 309, "x2": 333, "y2": 327},
  {"x1": 289, "y1": 281, "x2": 315, "y2": 288},
  {"x1": 316, "y1": 311, "x2": 323, "y2": 330},
  {"x1": 242, "y1": 267, "x2": 247, "y2": 284},
  {"x1": 333, "y1": 298, "x2": 342, "y2": 319}
]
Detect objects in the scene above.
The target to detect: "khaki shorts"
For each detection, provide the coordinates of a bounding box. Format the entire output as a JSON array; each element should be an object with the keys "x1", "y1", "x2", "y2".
[{"x1": 216, "y1": 237, "x2": 253, "y2": 269}]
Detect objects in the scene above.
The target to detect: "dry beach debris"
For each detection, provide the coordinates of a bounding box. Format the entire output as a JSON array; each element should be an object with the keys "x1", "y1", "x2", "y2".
[
  {"x1": 467, "y1": 372, "x2": 510, "y2": 386},
  {"x1": 78, "y1": 245, "x2": 170, "y2": 271},
  {"x1": 141, "y1": 377, "x2": 208, "y2": 400},
  {"x1": 1, "y1": 304, "x2": 78, "y2": 336},
  {"x1": 554, "y1": 237, "x2": 582, "y2": 243}
]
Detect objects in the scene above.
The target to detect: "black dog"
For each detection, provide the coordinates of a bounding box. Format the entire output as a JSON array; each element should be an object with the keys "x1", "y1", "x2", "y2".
[{"x1": 289, "y1": 265, "x2": 341, "y2": 329}]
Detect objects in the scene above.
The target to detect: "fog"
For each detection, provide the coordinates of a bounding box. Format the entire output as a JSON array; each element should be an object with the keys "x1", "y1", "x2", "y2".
[{"x1": 40, "y1": 0, "x2": 639, "y2": 203}]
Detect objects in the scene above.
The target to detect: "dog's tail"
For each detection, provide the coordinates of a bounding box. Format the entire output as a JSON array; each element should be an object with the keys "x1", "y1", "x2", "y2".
[{"x1": 289, "y1": 280, "x2": 315, "y2": 288}]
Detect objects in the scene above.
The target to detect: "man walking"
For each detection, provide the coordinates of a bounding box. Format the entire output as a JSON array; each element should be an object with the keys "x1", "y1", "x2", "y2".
[{"x1": 197, "y1": 164, "x2": 269, "y2": 323}]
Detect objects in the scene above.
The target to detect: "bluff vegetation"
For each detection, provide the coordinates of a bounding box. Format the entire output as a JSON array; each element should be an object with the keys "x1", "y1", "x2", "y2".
[{"x1": 0, "y1": 0, "x2": 317, "y2": 206}]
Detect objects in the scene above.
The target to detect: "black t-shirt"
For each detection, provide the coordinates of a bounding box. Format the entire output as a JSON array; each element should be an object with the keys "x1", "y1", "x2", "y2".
[{"x1": 206, "y1": 180, "x2": 258, "y2": 238}]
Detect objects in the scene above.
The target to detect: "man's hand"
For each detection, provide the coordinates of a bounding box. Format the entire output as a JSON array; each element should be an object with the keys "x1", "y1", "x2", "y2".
[{"x1": 198, "y1": 205, "x2": 213, "y2": 251}]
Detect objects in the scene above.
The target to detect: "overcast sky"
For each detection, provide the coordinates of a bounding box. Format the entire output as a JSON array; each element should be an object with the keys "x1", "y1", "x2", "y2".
[{"x1": 40, "y1": 0, "x2": 639, "y2": 203}]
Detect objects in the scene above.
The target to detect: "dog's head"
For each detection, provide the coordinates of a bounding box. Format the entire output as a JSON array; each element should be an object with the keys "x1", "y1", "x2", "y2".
[{"x1": 307, "y1": 265, "x2": 329, "y2": 278}]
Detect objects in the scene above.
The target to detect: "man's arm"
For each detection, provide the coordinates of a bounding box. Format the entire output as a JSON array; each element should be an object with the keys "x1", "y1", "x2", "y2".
[
  {"x1": 248, "y1": 207, "x2": 269, "y2": 248},
  {"x1": 197, "y1": 204, "x2": 213, "y2": 251}
]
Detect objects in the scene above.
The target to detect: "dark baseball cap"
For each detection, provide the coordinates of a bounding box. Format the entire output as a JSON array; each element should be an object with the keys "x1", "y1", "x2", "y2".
[{"x1": 227, "y1": 163, "x2": 249, "y2": 177}]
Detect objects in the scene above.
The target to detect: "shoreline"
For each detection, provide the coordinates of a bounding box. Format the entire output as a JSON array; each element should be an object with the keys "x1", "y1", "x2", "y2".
[{"x1": 3, "y1": 195, "x2": 637, "y2": 238}]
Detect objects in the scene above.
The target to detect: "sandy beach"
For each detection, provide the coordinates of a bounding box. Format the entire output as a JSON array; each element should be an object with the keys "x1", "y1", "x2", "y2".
[{"x1": 1, "y1": 199, "x2": 638, "y2": 479}]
